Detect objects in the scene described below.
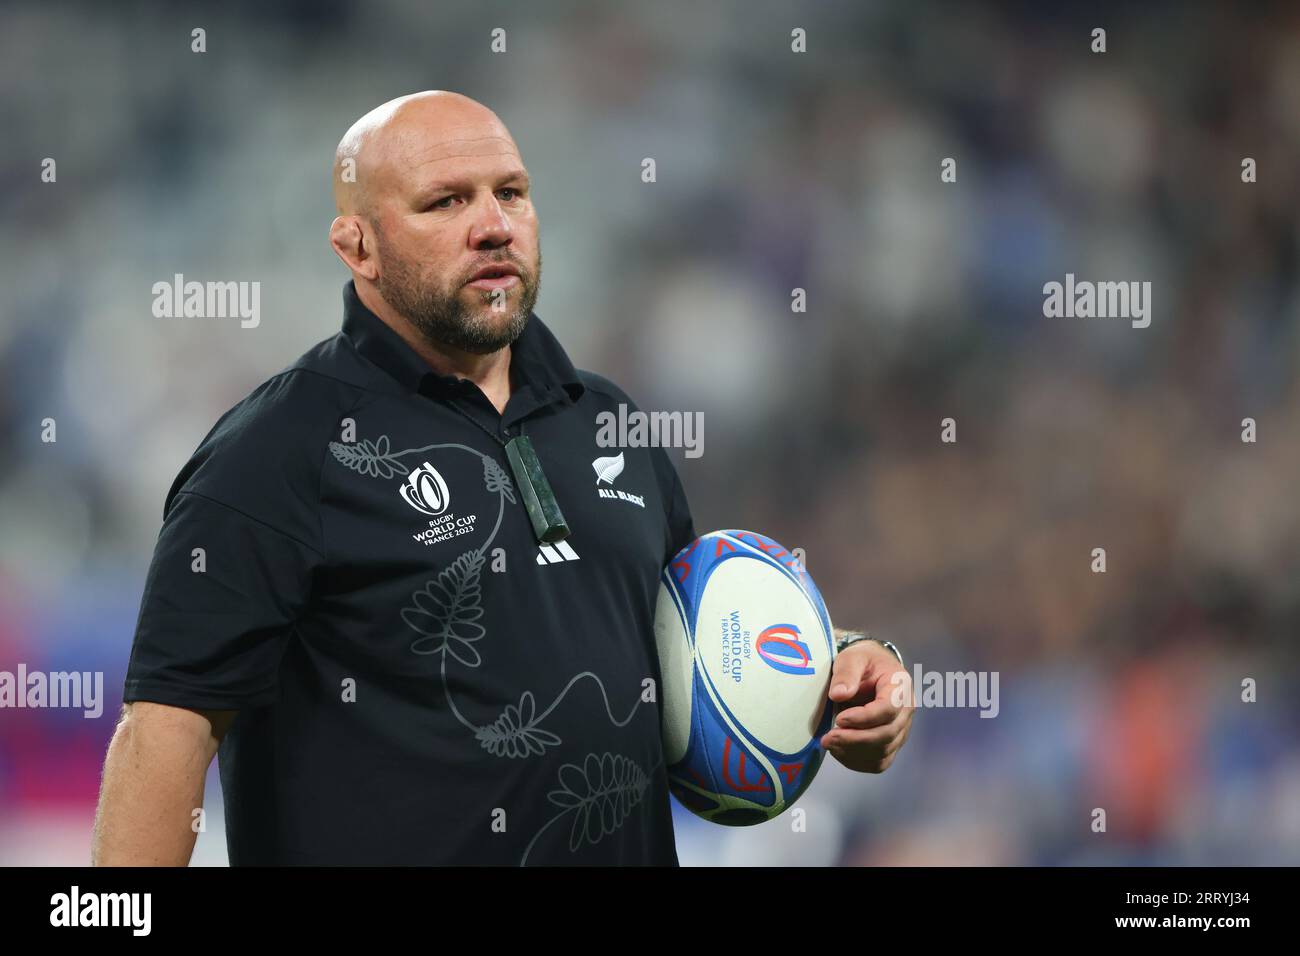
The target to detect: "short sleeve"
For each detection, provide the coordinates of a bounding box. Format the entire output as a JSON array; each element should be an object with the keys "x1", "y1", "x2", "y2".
[{"x1": 122, "y1": 490, "x2": 322, "y2": 710}]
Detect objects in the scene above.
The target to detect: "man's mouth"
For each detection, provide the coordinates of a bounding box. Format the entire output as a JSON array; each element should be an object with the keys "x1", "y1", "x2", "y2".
[{"x1": 466, "y1": 263, "x2": 521, "y2": 291}]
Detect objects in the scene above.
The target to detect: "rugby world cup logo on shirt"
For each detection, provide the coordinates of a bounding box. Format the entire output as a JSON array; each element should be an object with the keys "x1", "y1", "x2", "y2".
[
  {"x1": 401, "y1": 462, "x2": 451, "y2": 516},
  {"x1": 399, "y1": 461, "x2": 479, "y2": 546},
  {"x1": 755, "y1": 624, "x2": 815, "y2": 676}
]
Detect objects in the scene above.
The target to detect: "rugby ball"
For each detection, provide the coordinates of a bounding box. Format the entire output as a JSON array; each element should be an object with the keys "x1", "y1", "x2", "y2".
[{"x1": 654, "y1": 529, "x2": 835, "y2": 825}]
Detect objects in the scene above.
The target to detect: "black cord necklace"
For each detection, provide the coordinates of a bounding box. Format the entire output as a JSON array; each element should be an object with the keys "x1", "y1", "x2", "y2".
[{"x1": 442, "y1": 397, "x2": 571, "y2": 544}]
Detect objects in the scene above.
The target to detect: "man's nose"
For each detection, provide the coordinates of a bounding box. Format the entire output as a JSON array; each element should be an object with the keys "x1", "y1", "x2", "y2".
[{"x1": 468, "y1": 196, "x2": 513, "y2": 249}]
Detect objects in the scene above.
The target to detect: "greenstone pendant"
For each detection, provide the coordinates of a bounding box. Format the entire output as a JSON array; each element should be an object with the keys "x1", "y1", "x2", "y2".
[{"x1": 504, "y1": 435, "x2": 570, "y2": 543}]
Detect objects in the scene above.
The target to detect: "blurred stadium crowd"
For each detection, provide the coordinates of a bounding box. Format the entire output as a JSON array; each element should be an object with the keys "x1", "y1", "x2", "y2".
[{"x1": 1, "y1": 1, "x2": 1297, "y2": 864}]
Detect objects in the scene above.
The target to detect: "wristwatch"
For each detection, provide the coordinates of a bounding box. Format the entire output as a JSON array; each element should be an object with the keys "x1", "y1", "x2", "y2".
[{"x1": 834, "y1": 631, "x2": 903, "y2": 667}]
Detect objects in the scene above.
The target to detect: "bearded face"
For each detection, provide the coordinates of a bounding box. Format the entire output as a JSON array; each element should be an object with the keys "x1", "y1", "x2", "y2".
[{"x1": 373, "y1": 219, "x2": 541, "y2": 356}]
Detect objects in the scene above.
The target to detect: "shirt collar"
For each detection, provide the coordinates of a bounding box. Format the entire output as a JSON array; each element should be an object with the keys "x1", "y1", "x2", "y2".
[{"x1": 340, "y1": 279, "x2": 585, "y2": 405}]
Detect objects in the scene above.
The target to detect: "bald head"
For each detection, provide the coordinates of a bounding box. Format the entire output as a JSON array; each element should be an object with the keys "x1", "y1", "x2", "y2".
[
  {"x1": 332, "y1": 90, "x2": 521, "y2": 217},
  {"x1": 327, "y1": 90, "x2": 541, "y2": 360}
]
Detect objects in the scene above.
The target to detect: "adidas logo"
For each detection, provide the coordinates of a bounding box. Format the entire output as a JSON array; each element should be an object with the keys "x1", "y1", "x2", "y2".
[{"x1": 536, "y1": 540, "x2": 580, "y2": 565}]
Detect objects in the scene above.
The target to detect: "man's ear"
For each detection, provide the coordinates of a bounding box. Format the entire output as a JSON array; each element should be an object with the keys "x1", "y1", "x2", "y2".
[{"x1": 328, "y1": 216, "x2": 379, "y2": 280}]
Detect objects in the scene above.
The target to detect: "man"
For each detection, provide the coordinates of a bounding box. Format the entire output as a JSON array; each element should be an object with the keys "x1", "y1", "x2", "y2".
[{"x1": 93, "y1": 91, "x2": 913, "y2": 866}]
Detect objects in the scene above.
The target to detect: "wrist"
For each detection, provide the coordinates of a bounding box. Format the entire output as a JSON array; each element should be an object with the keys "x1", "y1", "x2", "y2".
[{"x1": 834, "y1": 630, "x2": 904, "y2": 667}]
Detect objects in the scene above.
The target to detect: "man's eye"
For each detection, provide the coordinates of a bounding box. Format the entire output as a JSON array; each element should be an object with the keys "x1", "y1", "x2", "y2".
[
  {"x1": 430, "y1": 196, "x2": 455, "y2": 210},
  {"x1": 498, "y1": 188, "x2": 520, "y2": 201}
]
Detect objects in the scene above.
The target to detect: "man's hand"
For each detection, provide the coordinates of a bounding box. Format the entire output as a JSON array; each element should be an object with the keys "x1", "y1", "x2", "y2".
[{"x1": 820, "y1": 638, "x2": 914, "y2": 773}]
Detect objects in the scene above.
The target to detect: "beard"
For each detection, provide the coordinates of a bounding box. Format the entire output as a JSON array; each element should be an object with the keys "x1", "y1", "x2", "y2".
[{"x1": 373, "y1": 227, "x2": 540, "y2": 355}]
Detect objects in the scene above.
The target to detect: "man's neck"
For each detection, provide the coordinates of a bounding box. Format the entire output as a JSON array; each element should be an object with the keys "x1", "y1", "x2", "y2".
[{"x1": 356, "y1": 280, "x2": 513, "y2": 415}]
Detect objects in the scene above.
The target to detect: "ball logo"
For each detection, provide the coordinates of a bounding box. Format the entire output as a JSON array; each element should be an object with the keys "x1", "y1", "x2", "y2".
[
  {"x1": 400, "y1": 461, "x2": 451, "y2": 516},
  {"x1": 755, "y1": 623, "x2": 815, "y2": 676}
]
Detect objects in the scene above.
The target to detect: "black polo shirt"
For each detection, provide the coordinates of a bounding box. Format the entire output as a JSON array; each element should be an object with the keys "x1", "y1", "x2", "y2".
[{"x1": 123, "y1": 280, "x2": 696, "y2": 866}]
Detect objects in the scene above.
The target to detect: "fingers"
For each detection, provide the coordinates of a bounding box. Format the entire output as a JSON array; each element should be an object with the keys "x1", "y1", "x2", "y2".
[
  {"x1": 827, "y1": 647, "x2": 872, "y2": 701},
  {"x1": 822, "y1": 719, "x2": 897, "y2": 750},
  {"x1": 879, "y1": 723, "x2": 909, "y2": 759},
  {"x1": 874, "y1": 665, "x2": 915, "y2": 709},
  {"x1": 820, "y1": 643, "x2": 916, "y2": 773},
  {"x1": 832, "y1": 697, "x2": 896, "y2": 730},
  {"x1": 821, "y1": 709, "x2": 912, "y2": 773},
  {"x1": 832, "y1": 667, "x2": 914, "y2": 728},
  {"x1": 823, "y1": 736, "x2": 898, "y2": 773}
]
